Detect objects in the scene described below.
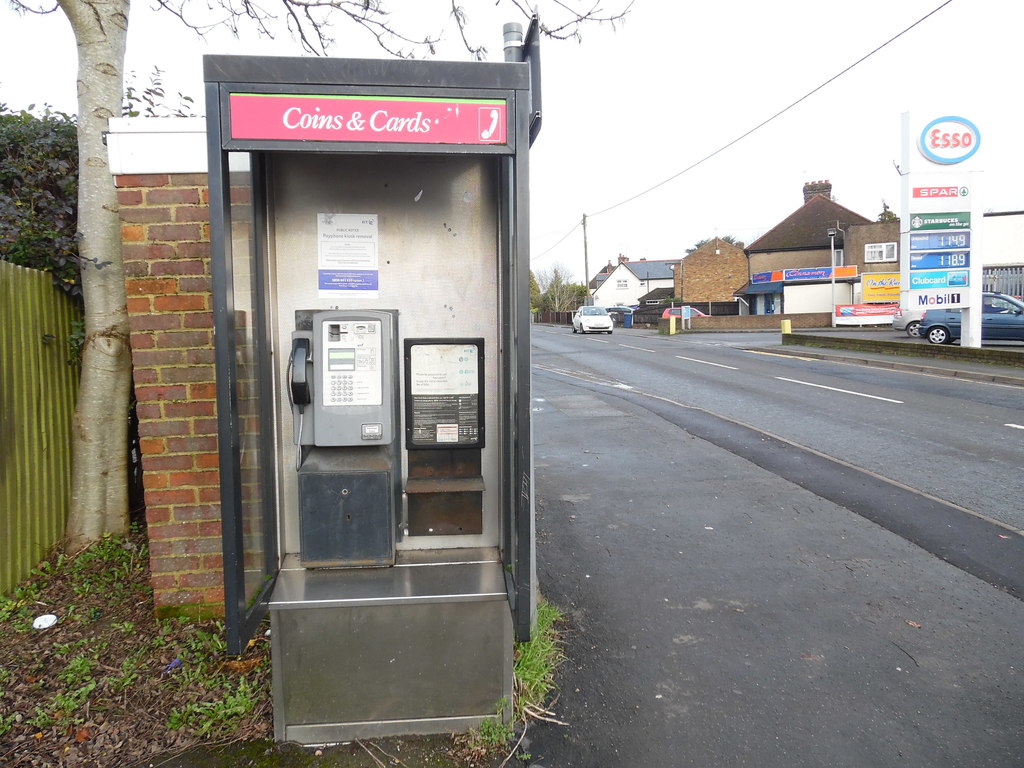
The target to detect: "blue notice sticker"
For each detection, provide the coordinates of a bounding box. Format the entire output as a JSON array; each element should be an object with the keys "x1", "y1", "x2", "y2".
[{"x1": 318, "y1": 270, "x2": 379, "y2": 291}]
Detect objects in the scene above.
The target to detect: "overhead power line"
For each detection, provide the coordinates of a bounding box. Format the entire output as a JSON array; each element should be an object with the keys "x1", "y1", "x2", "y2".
[
  {"x1": 537, "y1": 0, "x2": 955, "y2": 255},
  {"x1": 532, "y1": 220, "x2": 581, "y2": 261}
]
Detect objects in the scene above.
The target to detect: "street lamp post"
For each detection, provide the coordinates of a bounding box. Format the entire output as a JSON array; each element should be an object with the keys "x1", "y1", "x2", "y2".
[{"x1": 827, "y1": 226, "x2": 843, "y2": 328}]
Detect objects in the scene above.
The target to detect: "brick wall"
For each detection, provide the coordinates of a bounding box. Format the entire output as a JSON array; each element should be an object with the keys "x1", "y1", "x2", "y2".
[
  {"x1": 659, "y1": 313, "x2": 832, "y2": 332},
  {"x1": 749, "y1": 247, "x2": 833, "y2": 274},
  {"x1": 678, "y1": 239, "x2": 748, "y2": 301},
  {"x1": 117, "y1": 172, "x2": 223, "y2": 619},
  {"x1": 846, "y1": 220, "x2": 901, "y2": 272}
]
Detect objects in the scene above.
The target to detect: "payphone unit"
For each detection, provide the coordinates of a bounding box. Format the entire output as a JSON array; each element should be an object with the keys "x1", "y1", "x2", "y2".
[{"x1": 289, "y1": 309, "x2": 400, "y2": 568}]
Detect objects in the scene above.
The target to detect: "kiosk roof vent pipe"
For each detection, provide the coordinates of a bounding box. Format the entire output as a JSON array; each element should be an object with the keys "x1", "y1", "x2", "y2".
[
  {"x1": 504, "y1": 22, "x2": 524, "y2": 62},
  {"x1": 512, "y1": 16, "x2": 543, "y2": 145}
]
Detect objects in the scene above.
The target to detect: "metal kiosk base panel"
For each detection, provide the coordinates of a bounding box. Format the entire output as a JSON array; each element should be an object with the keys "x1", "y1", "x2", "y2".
[{"x1": 269, "y1": 549, "x2": 513, "y2": 744}]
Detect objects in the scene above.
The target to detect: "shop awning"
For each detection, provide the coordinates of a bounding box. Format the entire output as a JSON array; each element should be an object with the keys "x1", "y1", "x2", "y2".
[{"x1": 740, "y1": 281, "x2": 784, "y2": 295}]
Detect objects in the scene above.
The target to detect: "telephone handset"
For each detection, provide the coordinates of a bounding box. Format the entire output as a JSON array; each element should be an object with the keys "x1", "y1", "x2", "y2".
[
  {"x1": 289, "y1": 337, "x2": 312, "y2": 407},
  {"x1": 289, "y1": 310, "x2": 396, "y2": 449}
]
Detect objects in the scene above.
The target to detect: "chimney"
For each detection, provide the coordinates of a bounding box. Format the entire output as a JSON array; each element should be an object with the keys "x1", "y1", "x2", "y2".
[
  {"x1": 618, "y1": 253, "x2": 629, "y2": 263},
  {"x1": 803, "y1": 179, "x2": 832, "y2": 203}
]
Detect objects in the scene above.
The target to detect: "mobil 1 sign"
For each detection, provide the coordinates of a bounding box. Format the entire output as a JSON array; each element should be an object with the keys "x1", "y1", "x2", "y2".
[{"x1": 909, "y1": 289, "x2": 965, "y2": 311}]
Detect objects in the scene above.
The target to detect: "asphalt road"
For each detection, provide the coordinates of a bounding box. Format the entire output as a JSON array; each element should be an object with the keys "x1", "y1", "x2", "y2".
[
  {"x1": 532, "y1": 326, "x2": 1024, "y2": 531},
  {"x1": 523, "y1": 330, "x2": 1024, "y2": 768}
]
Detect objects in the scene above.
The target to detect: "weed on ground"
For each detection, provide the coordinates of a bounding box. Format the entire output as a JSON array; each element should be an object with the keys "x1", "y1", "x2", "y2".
[{"x1": 0, "y1": 531, "x2": 271, "y2": 766}]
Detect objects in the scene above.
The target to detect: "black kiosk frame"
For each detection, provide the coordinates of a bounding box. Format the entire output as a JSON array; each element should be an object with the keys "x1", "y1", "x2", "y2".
[{"x1": 206, "y1": 27, "x2": 540, "y2": 742}]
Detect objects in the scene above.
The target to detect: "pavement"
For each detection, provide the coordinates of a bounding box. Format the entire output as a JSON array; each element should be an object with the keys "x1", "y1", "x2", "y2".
[{"x1": 521, "y1": 336, "x2": 1024, "y2": 767}]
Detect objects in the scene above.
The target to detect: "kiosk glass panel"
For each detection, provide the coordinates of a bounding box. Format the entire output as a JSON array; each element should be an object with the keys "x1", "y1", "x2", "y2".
[{"x1": 229, "y1": 156, "x2": 274, "y2": 605}]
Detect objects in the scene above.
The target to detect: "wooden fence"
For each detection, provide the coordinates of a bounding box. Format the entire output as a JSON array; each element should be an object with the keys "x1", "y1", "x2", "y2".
[{"x1": 0, "y1": 261, "x2": 81, "y2": 593}]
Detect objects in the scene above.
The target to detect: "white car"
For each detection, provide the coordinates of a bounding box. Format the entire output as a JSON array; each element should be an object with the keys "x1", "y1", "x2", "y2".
[{"x1": 572, "y1": 306, "x2": 614, "y2": 334}]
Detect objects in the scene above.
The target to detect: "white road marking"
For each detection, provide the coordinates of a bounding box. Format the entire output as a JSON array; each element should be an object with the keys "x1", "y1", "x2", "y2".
[
  {"x1": 776, "y1": 376, "x2": 904, "y2": 403},
  {"x1": 618, "y1": 343, "x2": 655, "y2": 353},
  {"x1": 675, "y1": 355, "x2": 738, "y2": 370},
  {"x1": 1006, "y1": 423, "x2": 1024, "y2": 431},
  {"x1": 745, "y1": 349, "x2": 819, "y2": 362}
]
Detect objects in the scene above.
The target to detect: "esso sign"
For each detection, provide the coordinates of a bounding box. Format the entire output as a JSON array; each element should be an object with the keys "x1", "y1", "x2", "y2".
[{"x1": 919, "y1": 116, "x2": 980, "y2": 164}]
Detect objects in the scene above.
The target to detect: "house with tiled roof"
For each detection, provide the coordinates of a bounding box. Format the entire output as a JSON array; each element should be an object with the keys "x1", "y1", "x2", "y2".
[
  {"x1": 589, "y1": 259, "x2": 617, "y2": 294},
  {"x1": 635, "y1": 286, "x2": 674, "y2": 305},
  {"x1": 740, "y1": 181, "x2": 872, "y2": 315},
  {"x1": 591, "y1": 257, "x2": 679, "y2": 307}
]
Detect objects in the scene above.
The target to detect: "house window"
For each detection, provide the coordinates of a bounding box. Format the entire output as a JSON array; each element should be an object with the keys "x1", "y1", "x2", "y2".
[
  {"x1": 616, "y1": 279, "x2": 628, "y2": 289},
  {"x1": 834, "y1": 248, "x2": 844, "y2": 266},
  {"x1": 865, "y1": 242, "x2": 897, "y2": 263}
]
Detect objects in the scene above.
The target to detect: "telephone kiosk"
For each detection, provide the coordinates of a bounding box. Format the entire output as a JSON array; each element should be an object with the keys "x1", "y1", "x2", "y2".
[{"x1": 204, "y1": 22, "x2": 541, "y2": 745}]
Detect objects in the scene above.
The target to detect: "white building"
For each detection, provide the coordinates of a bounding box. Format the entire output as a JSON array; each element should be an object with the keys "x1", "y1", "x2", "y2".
[{"x1": 591, "y1": 258, "x2": 678, "y2": 307}]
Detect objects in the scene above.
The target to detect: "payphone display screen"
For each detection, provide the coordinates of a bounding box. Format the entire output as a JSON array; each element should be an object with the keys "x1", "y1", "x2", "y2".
[
  {"x1": 327, "y1": 348, "x2": 356, "y2": 371},
  {"x1": 320, "y1": 320, "x2": 383, "y2": 407}
]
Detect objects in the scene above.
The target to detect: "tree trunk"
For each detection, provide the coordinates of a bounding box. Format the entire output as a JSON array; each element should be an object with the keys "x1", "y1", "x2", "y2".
[{"x1": 59, "y1": 0, "x2": 133, "y2": 551}]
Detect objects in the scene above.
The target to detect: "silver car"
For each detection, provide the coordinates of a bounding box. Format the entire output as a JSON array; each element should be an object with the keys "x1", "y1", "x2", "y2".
[
  {"x1": 892, "y1": 306, "x2": 926, "y2": 337},
  {"x1": 572, "y1": 306, "x2": 614, "y2": 334}
]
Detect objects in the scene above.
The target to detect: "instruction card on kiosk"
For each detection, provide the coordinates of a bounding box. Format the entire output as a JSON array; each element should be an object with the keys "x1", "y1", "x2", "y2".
[{"x1": 405, "y1": 339, "x2": 484, "y2": 449}]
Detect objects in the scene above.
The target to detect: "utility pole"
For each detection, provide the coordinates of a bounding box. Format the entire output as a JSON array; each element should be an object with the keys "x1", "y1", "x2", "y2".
[{"x1": 582, "y1": 213, "x2": 592, "y2": 305}]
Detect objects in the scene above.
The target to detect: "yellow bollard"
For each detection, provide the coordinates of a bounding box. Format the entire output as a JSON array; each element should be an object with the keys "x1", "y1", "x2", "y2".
[
  {"x1": 669, "y1": 316, "x2": 676, "y2": 335},
  {"x1": 781, "y1": 319, "x2": 792, "y2": 335}
]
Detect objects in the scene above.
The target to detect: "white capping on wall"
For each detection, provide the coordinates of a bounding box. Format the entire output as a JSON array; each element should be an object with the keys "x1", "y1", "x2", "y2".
[{"x1": 106, "y1": 117, "x2": 208, "y2": 175}]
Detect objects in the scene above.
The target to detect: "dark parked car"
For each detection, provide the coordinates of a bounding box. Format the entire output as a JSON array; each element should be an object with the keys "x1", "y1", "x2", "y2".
[{"x1": 920, "y1": 292, "x2": 1024, "y2": 344}]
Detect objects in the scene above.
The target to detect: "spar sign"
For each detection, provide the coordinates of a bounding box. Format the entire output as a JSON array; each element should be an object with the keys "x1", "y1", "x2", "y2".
[{"x1": 918, "y1": 116, "x2": 981, "y2": 165}]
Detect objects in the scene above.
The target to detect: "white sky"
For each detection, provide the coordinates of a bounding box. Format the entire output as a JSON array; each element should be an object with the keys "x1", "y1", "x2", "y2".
[{"x1": 1, "y1": 0, "x2": 1021, "y2": 282}]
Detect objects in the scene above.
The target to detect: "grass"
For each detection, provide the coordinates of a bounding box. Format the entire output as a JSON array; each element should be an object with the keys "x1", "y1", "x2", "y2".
[
  {"x1": 513, "y1": 600, "x2": 564, "y2": 720},
  {"x1": 457, "y1": 598, "x2": 566, "y2": 760}
]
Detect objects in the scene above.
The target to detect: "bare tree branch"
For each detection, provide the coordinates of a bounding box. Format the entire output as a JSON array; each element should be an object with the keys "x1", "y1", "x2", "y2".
[
  {"x1": 450, "y1": 2, "x2": 486, "y2": 61},
  {"x1": 151, "y1": 0, "x2": 445, "y2": 57},
  {"x1": 508, "y1": 0, "x2": 632, "y2": 41},
  {"x1": 143, "y1": 0, "x2": 630, "y2": 59}
]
